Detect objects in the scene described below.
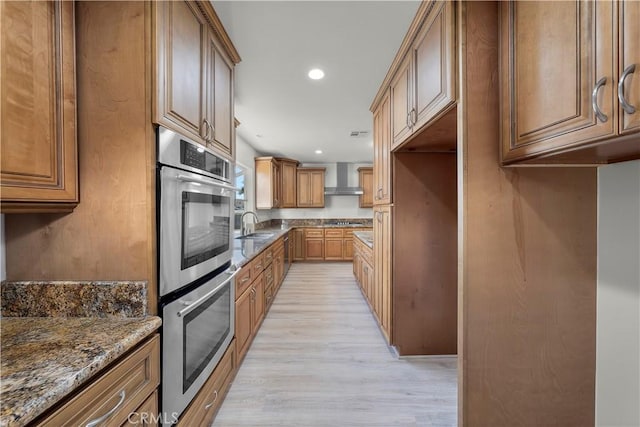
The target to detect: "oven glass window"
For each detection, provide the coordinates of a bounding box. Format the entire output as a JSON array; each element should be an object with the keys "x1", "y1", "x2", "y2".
[
  {"x1": 181, "y1": 192, "x2": 230, "y2": 270},
  {"x1": 183, "y1": 283, "x2": 231, "y2": 392}
]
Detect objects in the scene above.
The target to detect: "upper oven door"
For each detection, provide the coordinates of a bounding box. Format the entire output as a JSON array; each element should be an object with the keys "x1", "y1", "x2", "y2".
[{"x1": 160, "y1": 166, "x2": 235, "y2": 296}]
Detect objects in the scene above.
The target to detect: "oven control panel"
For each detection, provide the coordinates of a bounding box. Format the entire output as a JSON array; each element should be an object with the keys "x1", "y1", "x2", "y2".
[{"x1": 180, "y1": 140, "x2": 229, "y2": 180}]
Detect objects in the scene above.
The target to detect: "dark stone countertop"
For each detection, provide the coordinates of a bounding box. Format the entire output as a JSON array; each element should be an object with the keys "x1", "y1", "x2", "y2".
[
  {"x1": 354, "y1": 231, "x2": 374, "y2": 249},
  {"x1": 0, "y1": 316, "x2": 162, "y2": 427}
]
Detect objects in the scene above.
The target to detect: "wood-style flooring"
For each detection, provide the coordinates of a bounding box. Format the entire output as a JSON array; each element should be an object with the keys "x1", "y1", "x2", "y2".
[{"x1": 213, "y1": 262, "x2": 457, "y2": 426}]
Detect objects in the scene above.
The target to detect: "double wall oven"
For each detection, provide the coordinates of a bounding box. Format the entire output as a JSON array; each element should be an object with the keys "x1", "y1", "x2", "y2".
[{"x1": 157, "y1": 127, "x2": 238, "y2": 423}]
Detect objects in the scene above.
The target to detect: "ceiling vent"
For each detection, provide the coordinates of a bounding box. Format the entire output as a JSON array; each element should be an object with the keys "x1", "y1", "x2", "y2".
[{"x1": 349, "y1": 130, "x2": 369, "y2": 138}]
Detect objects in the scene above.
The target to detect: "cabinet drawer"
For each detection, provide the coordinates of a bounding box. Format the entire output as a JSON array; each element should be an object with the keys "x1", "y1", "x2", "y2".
[
  {"x1": 178, "y1": 339, "x2": 236, "y2": 427},
  {"x1": 252, "y1": 254, "x2": 264, "y2": 276},
  {"x1": 305, "y1": 228, "x2": 324, "y2": 238},
  {"x1": 263, "y1": 247, "x2": 274, "y2": 266},
  {"x1": 38, "y1": 335, "x2": 160, "y2": 427},
  {"x1": 235, "y1": 265, "x2": 252, "y2": 299},
  {"x1": 324, "y1": 229, "x2": 343, "y2": 238},
  {"x1": 344, "y1": 229, "x2": 355, "y2": 237}
]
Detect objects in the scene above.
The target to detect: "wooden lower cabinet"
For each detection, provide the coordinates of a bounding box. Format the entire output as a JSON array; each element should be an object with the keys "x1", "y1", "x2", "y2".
[
  {"x1": 293, "y1": 228, "x2": 372, "y2": 262},
  {"x1": 292, "y1": 228, "x2": 305, "y2": 261},
  {"x1": 177, "y1": 339, "x2": 236, "y2": 427},
  {"x1": 234, "y1": 282, "x2": 253, "y2": 360},
  {"x1": 324, "y1": 238, "x2": 344, "y2": 260},
  {"x1": 37, "y1": 335, "x2": 160, "y2": 427},
  {"x1": 374, "y1": 206, "x2": 392, "y2": 343}
]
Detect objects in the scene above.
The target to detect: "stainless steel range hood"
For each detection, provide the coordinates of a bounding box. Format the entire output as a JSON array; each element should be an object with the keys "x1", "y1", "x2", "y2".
[{"x1": 324, "y1": 162, "x2": 364, "y2": 196}]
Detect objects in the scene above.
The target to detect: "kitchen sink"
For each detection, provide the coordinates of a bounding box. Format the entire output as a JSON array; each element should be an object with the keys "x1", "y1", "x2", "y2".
[{"x1": 235, "y1": 232, "x2": 275, "y2": 240}]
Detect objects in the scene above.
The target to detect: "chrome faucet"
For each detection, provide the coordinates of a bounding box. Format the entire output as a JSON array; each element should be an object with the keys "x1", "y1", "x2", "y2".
[{"x1": 241, "y1": 211, "x2": 260, "y2": 236}]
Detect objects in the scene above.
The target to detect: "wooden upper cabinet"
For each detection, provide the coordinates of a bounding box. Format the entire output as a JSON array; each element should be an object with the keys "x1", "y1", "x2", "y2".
[
  {"x1": 412, "y1": 1, "x2": 456, "y2": 133},
  {"x1": 390, "y1": 1, "x2": 455, "y2": 149},
  {"x1": 358, "y1": 167, "x2": 374, "y2": 208},
  {"x1": 619, "y1": 0, "x2": 639, "y2": 135},
  {"x1": 154, "y1": 1, "x2": 207, "y2": 143},
  {"x1": 501, "y1": 1, "x2": 639, "y2": 164},
  {"x1": 210, "y1": 43, "x2": 234, "y2": 155},
  {"x1": 0, "y1": 1, "x2": 78, "y2": 212},
  {"x1": 296, "y1": 168, "x2": 325, "y2": 208},
  {"x1": 255, "y1": 157, "x2": 298, "y2": 209},
  {"x1": 255, "y1": 157, "x2": 280, "y2": 209},
  {"x1": 279, "y1": 159, "x2": 299, "y2": 208},
  {"x1": 154, "y1": 1, "x2": 239, "y2": 157},
  {"x1": 373, "y1": 92, "x2": 391, "y2": 205}
]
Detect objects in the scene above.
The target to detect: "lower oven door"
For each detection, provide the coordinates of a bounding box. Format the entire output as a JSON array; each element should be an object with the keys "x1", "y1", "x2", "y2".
[
  {"x1": 162, "y1": 267, "x2": 238, "y2": 423},
  {"x1": 159, "y1": 165, "x2": 235, "y2": 296}
]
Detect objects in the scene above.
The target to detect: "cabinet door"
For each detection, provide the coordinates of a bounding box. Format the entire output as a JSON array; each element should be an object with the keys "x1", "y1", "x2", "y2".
[
  {"x1": 309, "y1": 170, "x2": 325, "y2": 207},
  {"x1": 280, "y1": 161, "x2": 298, "y2": 208},
  {"x1": 390, "y1": 55, "x2": 413, "y2": 146},
  {"x1": 252, "y1": 275, "x2": 265, "y2": 334},
  {"x1": 500, "y1": 1, "x2": 615, "y2": 163},
  {"x1": 343, "y1": 238, "x2": 354, "y2": 261},
  {"x1": 374, "y1": 206, "x2": 392, "y2": 343},
  {"x1": 235, "y1": 287, "x2": 253, "y2": 361},
  {"x1": 324, "y1": 239, "x2": 344, "y2": 260},
  {"x1": 293, "y1": 229, "x2": 305, "y2": 261},
  {"x1": 412, "y1": 1, "x2": 455, "y2": 131},
  {"x1": 0, "y1": 1, "x2": 78, "y2": 210},
  {"x1": 271, "y1": 161, "x2": 281, "y2": 208},
  {"x1": 305, "y1": 238, "x2": 324, "y2": 260},
  {"x1": 154, "y1": 1, "x2": 207, "y2": 143},
  {"x1": 619, "y1": 0, "x2": 639, "y2": 134},
  {"x1": 373, "y1": 93, "x2": 391, "y2": 205},
  {"x1": 212, "y1": 45, "x2": 233, "y2": 154},
  {"x1": 358, "y1": 168, "x2": 374, "y2": 208},
  {"x1": 296, "y1": 170, "x2": 311, "y2": 206}
]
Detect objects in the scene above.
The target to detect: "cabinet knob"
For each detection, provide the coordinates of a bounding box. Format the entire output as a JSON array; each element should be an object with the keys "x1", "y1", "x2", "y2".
[
  {"x1": 592, "y1": 77, "x2": 608, "y2": 123},
  {"x1": 618, "y1": 64, "x2": 637, "y2": 115}
]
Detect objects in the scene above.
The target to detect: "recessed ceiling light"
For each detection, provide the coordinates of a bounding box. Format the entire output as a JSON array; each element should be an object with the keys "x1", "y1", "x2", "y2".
[
  {"x1": 315, "y1": 149, "x2": 323, "y2": 154},
  {"x1": 308, "y1": 68, "x2": 325, "y2": 80}
]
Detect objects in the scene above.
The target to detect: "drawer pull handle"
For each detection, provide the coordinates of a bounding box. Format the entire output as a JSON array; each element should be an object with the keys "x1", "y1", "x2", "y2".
[
  {"x1": 204, "y1": 390, "x2": 219, "y2": 410},
  {"x1": 592, "y1": 76, "x2": 608, "y2": 123},
  {"x1": 240, "y1": 277, "x2": 250, "y2": 284},
  {"x1": 618, "y1": 64, "x2": 637, "y2": 115},
  {"x1": 86, "y1": 390, "x2": 126, "y2": 427}
]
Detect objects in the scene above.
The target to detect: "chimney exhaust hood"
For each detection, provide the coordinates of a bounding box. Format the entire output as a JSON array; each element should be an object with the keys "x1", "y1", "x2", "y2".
[{"x1": 324, "y1": 162, "x2": 364, "y2": 196}]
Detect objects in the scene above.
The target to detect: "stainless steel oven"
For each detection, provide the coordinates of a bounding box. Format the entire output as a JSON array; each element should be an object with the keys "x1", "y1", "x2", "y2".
[
  {"x1": 157, "y1": 126, "x2": 238, "y2": 423},
  {"x1": 158, "y1": 126, "x2": 235, "y2": 297},
  {"x1": 161, "y1": 266, "x2": 239, "y2": 423}
]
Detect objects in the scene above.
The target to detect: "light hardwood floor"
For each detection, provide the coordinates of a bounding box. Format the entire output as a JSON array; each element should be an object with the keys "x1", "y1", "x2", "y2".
[{"x1": 213, "y1": 262, "x2": 457, "y2": 426}]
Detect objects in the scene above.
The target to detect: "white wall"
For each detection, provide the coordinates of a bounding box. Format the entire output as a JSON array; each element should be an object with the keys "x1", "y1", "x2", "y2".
[
  {"x1": 596, "y1": 159, "x2": 640, "y2": 427},
  {"x1": 271, "y1": 162, "x2": 374, "y2": 219}
]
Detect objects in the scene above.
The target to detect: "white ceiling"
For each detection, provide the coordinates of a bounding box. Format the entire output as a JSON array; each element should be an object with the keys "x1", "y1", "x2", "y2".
[{"x1": 212, "y1": 1, "x2": 420, "y2": 163}]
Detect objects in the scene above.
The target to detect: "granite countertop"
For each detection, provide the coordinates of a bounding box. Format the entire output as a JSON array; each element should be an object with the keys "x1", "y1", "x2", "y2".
[
  {"x1": 354, "y1": 231, "x2": 374, "y2": 249},
  {"x1": 0, "y1": 280, "x2": 160, "y2": 427},
  {"x1": 232, "y1": 227, "x2": 290, "y2": 268},
  {"x1": 232, "y1": 222, "x2": 375, "y2": 268},
  {"x1": 0, "y1": 316, "x2": 161, "y2": 427}
]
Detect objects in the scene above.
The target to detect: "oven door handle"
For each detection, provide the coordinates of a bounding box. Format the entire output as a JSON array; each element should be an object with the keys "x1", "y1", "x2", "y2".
[
  {"x1": 176, "y1": 174, "x2": 239, "y2": 192},
  {"x1": 177, "y1": 268, "x2": 240, "y2": 318}
]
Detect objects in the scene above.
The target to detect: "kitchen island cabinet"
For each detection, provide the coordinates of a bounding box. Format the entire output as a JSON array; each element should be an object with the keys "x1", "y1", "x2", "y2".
[{"x1": 0, "y1": 0, "x2": 78, "y2": 213}]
